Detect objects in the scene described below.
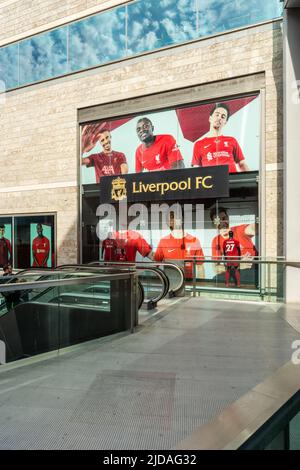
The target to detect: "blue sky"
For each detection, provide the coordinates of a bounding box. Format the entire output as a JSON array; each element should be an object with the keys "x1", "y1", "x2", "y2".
[
  {"x1": 200, "y1": 0, "x2": 283, "y2": 35},
  {"x1": 0, "y1": 0, "x2": 283, "y2": 89},
  {"x1": 19, "y1": 27, "x2": 67, "y2": 85},
  {"x1": 0, "y1": 43, "x2": 18, "y2": 89},
  {"x1": 69, "y1": 6, "x2": 126, "y2": 71},
  {"x1": 127, "y1": 0, "x2": 197, "y2": 54}
]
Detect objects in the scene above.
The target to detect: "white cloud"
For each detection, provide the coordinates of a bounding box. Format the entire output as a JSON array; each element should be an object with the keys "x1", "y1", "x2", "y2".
[
  {"x1": 0, "y1": 0, "x2": 283, "y2": 87},
  {"x1": 200, "y1": 0, "x2": 282, "y2": 35},
  {"x1": 0, "y1": 44, "x2": 18, "y2": 88},
  {"x1": 19, "y1": 27, "x2": 68, "y2": 84}
]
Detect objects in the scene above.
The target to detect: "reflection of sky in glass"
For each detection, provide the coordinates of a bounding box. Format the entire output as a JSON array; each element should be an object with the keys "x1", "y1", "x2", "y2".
[
  {"x1": 0, "y1": 0, "x2": 284, "y2": 89},
  {"x1": 127, "y1": 0, "x2": 197, "y2": 54},
  {"x1": 19, "y1": 27, "x2": 67, "y2": 85},
  {"x1": 69, "y1": 7, "x2": 126, "y2": 71},
  {"x1": 199, "y1": 0, "x2": 283, "y2": 37},
  {"x1": 0, "y1": 44, "x2": 18, "y2": 90}
]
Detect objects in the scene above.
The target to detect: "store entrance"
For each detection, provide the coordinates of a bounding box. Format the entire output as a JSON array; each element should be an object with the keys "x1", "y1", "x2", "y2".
[{"x1": 81, "y1": 172, "x2": 259, "y2": 291}]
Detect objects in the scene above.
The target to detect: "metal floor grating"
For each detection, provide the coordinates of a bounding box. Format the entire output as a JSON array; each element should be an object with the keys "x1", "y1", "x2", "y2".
[{"x1": 0, "y1": 298, "x2": 299, "y2": 449}]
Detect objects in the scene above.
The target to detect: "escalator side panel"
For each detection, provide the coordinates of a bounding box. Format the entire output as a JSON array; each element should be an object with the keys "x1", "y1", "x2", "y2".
[
  {"x1": 0, "y1": 309, "x2": 23, "y2": 362},
  {"x1": 12, "y1": 302, "x2": 126, "y2": 360},
  {"x1": 15, "y1": 303, "x2": 59, "y2": 357}
]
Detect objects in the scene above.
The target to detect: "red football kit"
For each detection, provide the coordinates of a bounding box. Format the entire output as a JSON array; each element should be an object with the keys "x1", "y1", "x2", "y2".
[
  {"x1": 135, "y1": 135, "x2": 183, "y2": 172},
  {"x1": 86, "y1": 151, "x2": 127, "y2": 183},
  {"x1": 223, "y1": 238, "x2": 241, "y2": 267},
  {"x1": 32, "y1": 236, "x2": 50, "y2": 267},
  {"x1": 212, "y1": 224, "x2": 257, "y2": 260},
  {"x1": 113, "y1": 230, "x2": 152, "y2": 262},
  {"x1": 0, "y1": 237, "x2": 12, "y2": 267},
  {"x1": 154, "y1": 233, "x2": 204, "y2": 278},
  {"x1": 102, "y1": 238, "x2": 117, "y2": 261},
  {"x1": 116, "y1": 251, "x2": 127, "y2": 262},
  {"x1": 192, "y1": 135, "x2": 245, "y2": 173}
]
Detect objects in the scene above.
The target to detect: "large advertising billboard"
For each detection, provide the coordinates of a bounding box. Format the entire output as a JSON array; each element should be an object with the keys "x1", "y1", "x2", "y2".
[{"x1": 81, "y1": 94, "x2": 260, "y2": 184}]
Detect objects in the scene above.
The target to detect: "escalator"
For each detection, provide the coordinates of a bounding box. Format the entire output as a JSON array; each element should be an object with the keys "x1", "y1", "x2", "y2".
[
  {"x1": 86, "y1": 261, "x2": 185, "y2": 302},
  {"x1": 3, "y1": 266, "x2": 145, "y2": 311},
  {"x1": 0, "y1": 262, "x2": 183, "y2": 364},
  {"x1": 0, "y1": 268, "x2": 139, "y2": 364}
]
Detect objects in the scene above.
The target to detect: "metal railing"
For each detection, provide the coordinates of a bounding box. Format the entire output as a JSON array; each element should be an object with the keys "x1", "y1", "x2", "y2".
[
  {"x1": 183, "y1": 257, "x2": 291, "y2": 302},
  {"x1": 67, "y1": 263, "x2": 170, "y2": 305},
  {"x1": 87, "y1": 261, "x2": 185, "y2": 298}
]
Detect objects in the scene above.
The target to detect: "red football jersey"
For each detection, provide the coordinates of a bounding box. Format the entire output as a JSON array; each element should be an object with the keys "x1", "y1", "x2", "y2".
[
  {"x1": 0, "y1": 237, "x2": 12, "y2": 267},
  {"x1": 135, "y1": 135, "x2": 183, "y2": 172},
  {"x1": 32, "y1": 236, "x2": 50, "y2": 267},
  {"x1": 86, "y1": 151, "x2": 127, "y2": 183},
  {"x1": 154, "y1": 233, "x2": 204, "y2": 278},
  {"x1": 223, "y1": 238, "x2": 240, "y2": 266},
  {"x1": 116, "y1": 251, "x2": 127, "y2": 262},
  {"x1": 102, "y1": 238, "x2": 117, "y2": 261},
  {"x1": 192, "y1": 135, "x2": 245, "y2": 173},
  {"x1": 212, "y1": 224, "x2": 257, "y2": 260},
  {"x1": 113, "y1": 230, "x2": 151, "y2": 262}
]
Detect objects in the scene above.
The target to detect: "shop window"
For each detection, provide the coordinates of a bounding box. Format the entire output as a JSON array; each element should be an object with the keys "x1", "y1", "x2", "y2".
[
  {"x1": 0, "y1": 215, "x2": 56, "y2": 270},
  {"x1": 0, "y1": 217, "x2": 13, "y2": 268},
  {"x1": 14, "y1": 215, "x2": 55, "y2": 269}
]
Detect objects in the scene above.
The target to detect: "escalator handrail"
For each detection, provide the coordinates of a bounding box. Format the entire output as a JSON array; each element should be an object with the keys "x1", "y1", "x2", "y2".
[
  {"x1": 0, "y1": 272, "x2": 135, "y2": 293},
  {"x1": 16, "y1": 265, "x2": 146, "y2": 308},
  {"x1": 86, "y1": 261, "x2": 184, "y2": 295},
  {"x1": 137, "y1": 281, "x2": 144, "y2": 310},
  {"x1": 53, "y1": 264, "x2": 145, "y2": 310},
  {"x1": 81, "y1": 263, "x2": 169, "y2": 303},
  {"x1": 137, "y1": 266, "x2": 169, "y2": 302},
  {"x1": 12, "y1": 262, "x2": 184, "y2": 297},
  {"x1": 56, "y1": 263, "x2": 169, "y2": 304}
]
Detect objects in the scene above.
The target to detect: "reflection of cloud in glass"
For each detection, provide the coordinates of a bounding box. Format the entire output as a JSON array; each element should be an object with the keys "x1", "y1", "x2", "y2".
[
  {"x1": 0, "y1": 0, "x2": 283, "y2": 89},
  {"x1": 69, "y1": 7, "x2": 125, "y2": 71},
  {"x1": 199, "y1": 0, "x2": 283, "y2": 36},
  {"x1": 19, "y1": 27, "x2": 67, "y2": 85},
  {"x1": 127, "y1": 0, "x2": 197, "y2": 54},
  {"x1": 0, "y1": 44, "x2": 18, "y2": 90}
]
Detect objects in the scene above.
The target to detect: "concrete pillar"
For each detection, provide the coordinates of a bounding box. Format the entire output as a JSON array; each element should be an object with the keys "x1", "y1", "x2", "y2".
[{"x1": 284, "y1": 8, "x2": 300, "y2": 301}]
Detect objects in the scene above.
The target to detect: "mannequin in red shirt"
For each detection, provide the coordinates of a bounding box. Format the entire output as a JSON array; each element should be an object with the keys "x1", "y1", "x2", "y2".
[
  {"x1": 101, "y1": 232, "x2": 118, "y2": 261},
  {"x1": 223, "y1": 230, "x2": 241, "y2": 287},
  {"x1": 210, "y1": 206, "x2": 258, "y2": 288},
  {"x1": 154, "y1": 212, "x2": 205, "y2": 279}
]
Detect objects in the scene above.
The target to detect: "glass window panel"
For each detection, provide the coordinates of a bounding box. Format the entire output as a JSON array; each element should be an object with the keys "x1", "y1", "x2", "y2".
[
  {"x1": 19, "y1": 27, "x2": 67, "y2": 85},
  {"x1": 127, "y1": 0, "x2": 197, "y2": 55},
  {"x1": 0, "y1": 217, "x2": 13, "y2": 269},
  {"x1": 0, "y1": 0, "x2": 283, "y2": 90},
  {"x1": 14, "y1": 215, "x2": 55, "y2": 269},
  {"x1": 0, "y1": 44, "x2": 18, "y2": 90},
  {"x1": 69, "y1": 7, "x2": 126, "y2": 72},
  {"x1": 199, "y1": 0, "x2": 283, "y2": 37}
]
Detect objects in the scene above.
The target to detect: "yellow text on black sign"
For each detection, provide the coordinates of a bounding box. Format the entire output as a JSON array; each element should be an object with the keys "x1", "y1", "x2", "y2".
[{"x1": 132, "y1": 176, "x2": 213, "y2": 196}]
